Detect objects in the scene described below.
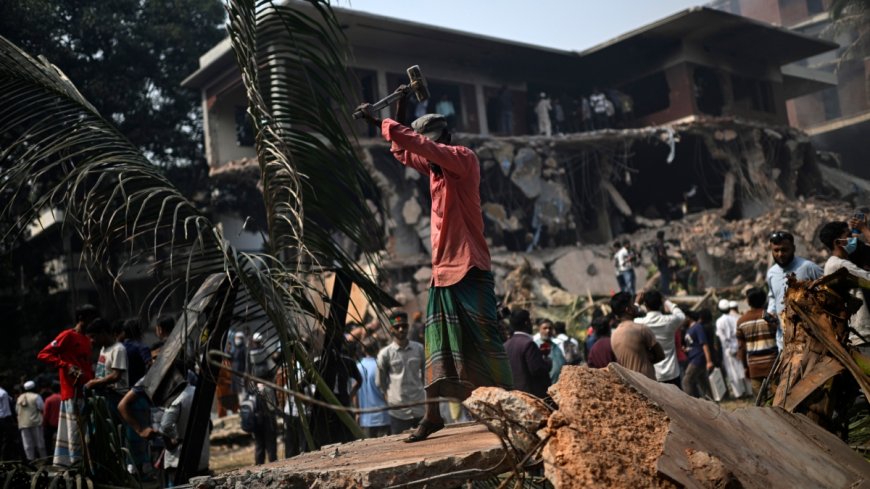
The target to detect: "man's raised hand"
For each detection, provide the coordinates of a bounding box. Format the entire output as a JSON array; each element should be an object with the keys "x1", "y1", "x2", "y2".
[{"x1": 355, "y1": 103, "x2": 381, "y2": 127}]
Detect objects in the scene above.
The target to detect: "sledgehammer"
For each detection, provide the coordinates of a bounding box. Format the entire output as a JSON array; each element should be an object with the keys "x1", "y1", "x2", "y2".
[{"x1": 352, "y1": 65, "x2": 429, "y2": 119}]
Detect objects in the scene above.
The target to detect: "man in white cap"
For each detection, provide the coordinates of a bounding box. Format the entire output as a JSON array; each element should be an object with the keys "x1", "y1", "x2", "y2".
[
  {"x1": 17, "y1": 380, "x2": 46, "y2": 461},
  {"x1": 357, "y1": 89, "x2": 513, "y2": 442},
  {"x1": 716, "y1": 299, "x2": 749, "y2": 398}
]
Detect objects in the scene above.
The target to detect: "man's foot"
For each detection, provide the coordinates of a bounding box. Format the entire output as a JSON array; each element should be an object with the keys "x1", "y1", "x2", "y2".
[{"x1": 404, "y1": 419, "x2": 445, "y2": 443}]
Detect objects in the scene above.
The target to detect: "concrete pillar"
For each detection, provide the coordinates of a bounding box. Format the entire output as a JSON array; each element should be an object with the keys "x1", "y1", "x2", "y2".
[
  {"x1": 376, "y1": 69, "x2": 389, "y2": 99},
  {"x1": 475, "y1": 83, "x2": 489, "y2": 135}
]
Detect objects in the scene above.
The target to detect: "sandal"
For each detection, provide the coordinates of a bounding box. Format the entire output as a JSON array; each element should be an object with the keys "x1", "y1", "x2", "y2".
[{"x1": 404, "y1": 419, "x2": 445, "y2": 443}]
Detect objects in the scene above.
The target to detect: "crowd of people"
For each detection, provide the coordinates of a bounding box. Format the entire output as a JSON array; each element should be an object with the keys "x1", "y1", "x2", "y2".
[{"x1": 526, "y1": 89, "x2": 634, "y2": 137}]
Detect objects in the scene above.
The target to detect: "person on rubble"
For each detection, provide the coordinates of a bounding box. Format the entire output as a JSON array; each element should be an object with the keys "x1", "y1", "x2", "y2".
[
  {"x1": 635, "y1": 290, "x2": 685, "y2": 388},
  {"x1": 819, "y1": 219, "x2": 870, "y2": 343},
  {"x1": 653, "y1": 231, "x2": 672, "y2": 294},
  {"x1": 614, "y1": 240, "x2": 637, "y2": 296},
  {"x1": 535, "y1": 92, "x2": 553, "y2": 137},
  {"x1": 609, "y1": 292, "x2": 665, "y2": 380},
  {"x1": 356, "y1": 86, "x2": 514, "y2": 442},
  {"x1": 765, "y1": 231, "x2": 823, "y2": 351},
  {"x1": 716, "y1": 300, "x2": 749, "y2": 398}
]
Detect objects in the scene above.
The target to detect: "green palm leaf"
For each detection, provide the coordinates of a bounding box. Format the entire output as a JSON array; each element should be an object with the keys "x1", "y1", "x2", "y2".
[{"x1": 1, "y1": 0, "x2": 391, "y2": 454}]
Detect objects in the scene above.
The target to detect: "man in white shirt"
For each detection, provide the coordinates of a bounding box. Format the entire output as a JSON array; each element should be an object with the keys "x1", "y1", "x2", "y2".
[
  {"x1": 819, "y1": 219, "x2": 870, "y2": 343},
  {"x1": 716, "y1": 300, "x2": 749, "y2": 398},
  {"x1": 765, "y1": 231, "x2": 823, "y2": 350},
  {"x1": 635, "y1": 290, "x2": 685, "y2": 387},
  {"x1": 614, "y1": 240, "x2": 637, "y2": 296},
  {"x1": 84, "y1": 319, "x2": 129, "y2": 412}
]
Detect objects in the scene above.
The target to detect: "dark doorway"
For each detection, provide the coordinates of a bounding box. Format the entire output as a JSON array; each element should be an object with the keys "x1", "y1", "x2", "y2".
[{"x1": 693, "y1": 66, "x2": 724, "y2": 116}]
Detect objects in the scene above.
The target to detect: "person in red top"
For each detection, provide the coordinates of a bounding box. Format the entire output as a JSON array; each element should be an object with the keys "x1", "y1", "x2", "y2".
[
  {"x1": 42, "y1": 382, "x2": 62, "y2": 453},
  {"x1": 358, "y1": 90, "x2": 513, "y2": 442},
  {"x1": 37, "y1": 304, "x2": 97, "y2": 466}
]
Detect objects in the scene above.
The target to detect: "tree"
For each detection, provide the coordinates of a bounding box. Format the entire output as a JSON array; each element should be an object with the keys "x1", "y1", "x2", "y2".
[
  {"x1": 0, "y1": 0, "x2": 226, "y2": 167},
  {"x1": 0, "y1": 0, "x2": 389, "y2": 474}
]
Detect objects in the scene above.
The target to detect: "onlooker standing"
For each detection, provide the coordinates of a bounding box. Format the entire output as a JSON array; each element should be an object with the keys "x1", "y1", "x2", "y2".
[
  {"x1": 609, "y1": 293, "x2": 664, "y2": 380},
  {"x1": 84, "y1": 319, "x2": 129, "y2": 414},
  {"x1": 682, "y1": 310, "x2": 714, "y2": 398},
  {"x1": 0, "y1": 382, "x2": 19, "y2": 461},
  {"x1": 120, "y1": 319, "x2": 151, "y2": 387},
  {"x1": 377, "y1": 312, "x2": 426, "y2": 435},
  {"x1": 161, "y1": 377, "x2": 210, "y2": 482},
  {"x1": 435, "y1": 94, "x2": 457, "y2": 129},
  {"x1": 586, "y1": 315, "x2": 617, "y2": 369},
  {"x1": 150, "y1": 315, "x2": 175, "y2": 363},
  {"x1": 716, "y1": 300, "x2": 748, "y2": 398},
  {"x1": 534, "y1": 320, "x2": 566, "y2": 383},
  {"x1": 766, "y1": 231, "x2": 823, "y2": 350},
  {"x1": 820, "y1": 219, "x2": 870, "y2": 342},
  {"x1": 498, "y1": 86, "x2": 513, "y2": 135},
  {"x1": 248, "y1": 332, "x2": 275, "y2": 382},
  {"x1": 251, "y1": 383, "x2": 278, "y2": 465},
  {"x1": 635, "y1": 290, "x2": 685, "y2": 387},
  {"x1": 230, "y1": 331, "x2": 248, "y2": 400},
  {"x1": 503, "y1": 309, "x2": 551, "y2": 398},
  {"x1": 614, "y1": 240, "x2": 637, "y2": 296},
  {"x1": 17, "y1": 381, "x2": 46, "y2": 461},
  {"x1": 653, "y1": 231, "x2": 672, "y2": 294},
  {"x1": 357, "y1": 338, "x2": 391, "y2": 438},
  {"x1": 535, "y1": 93, "x2": 552, "y2": 136},
  {"x1": 589, "y1": 88, "x2": 609, "y2": 129},
  {"x1": 736, "y1": 288, "x2": 778, "y2": 394},
  {"x1": 553, "y1": 321, "x2": 581, "y2": 366},
  {"x1": 37, "y1": 304, "x2": 97, "y2": 466},
  {"x1": 42, "y1": 382, "x2": 61, "y2": 453}
]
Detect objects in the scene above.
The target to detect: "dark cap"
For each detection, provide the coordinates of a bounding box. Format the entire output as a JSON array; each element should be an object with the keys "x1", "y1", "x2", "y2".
[
  {"x1": 389, "y1": 311, "x2": 409, "y2": 326},
  {"x1": 411, "y1": 114, "x2": 448, "y2": 140}
]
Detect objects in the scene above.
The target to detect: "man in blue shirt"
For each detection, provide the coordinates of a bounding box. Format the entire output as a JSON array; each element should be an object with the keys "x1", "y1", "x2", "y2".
[
  {"x1": 356, "y1": 338, "x2": 390, "y2": 438},
  {"x1": 681, "y1": 310, "x2": 714, "y2": 398},
  {"x1": 765, "y1": 231, "x2": 823, "y2": 350}
]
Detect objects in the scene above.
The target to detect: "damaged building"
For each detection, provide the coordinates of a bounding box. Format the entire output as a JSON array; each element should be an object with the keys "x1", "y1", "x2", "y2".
[{"x1": 183, "y1": 6, "x2": 867, "y2": 315}]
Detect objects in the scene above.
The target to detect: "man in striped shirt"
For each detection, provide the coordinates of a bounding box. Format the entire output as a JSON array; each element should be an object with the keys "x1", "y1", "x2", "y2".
[{"x1": 736, "y1": 288, "x2": 778, "y2": 394}]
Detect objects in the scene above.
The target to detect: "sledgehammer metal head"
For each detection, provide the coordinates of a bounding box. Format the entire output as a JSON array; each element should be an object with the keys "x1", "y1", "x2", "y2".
[
  {"x1": 406, "y1": 65, "x2": 429, "y2": 103},
  {"x1": 352, "y1": 65, "x2": 429, "y2": 119}
]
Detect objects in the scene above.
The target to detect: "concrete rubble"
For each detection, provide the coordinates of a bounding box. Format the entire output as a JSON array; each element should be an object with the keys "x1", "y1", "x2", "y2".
[
  {"x1": 350, "y1": 118, "x2": 870, "y2": 321},
  {"x1": 200, "y1": 365, "x2": 870, "y2": 488}
]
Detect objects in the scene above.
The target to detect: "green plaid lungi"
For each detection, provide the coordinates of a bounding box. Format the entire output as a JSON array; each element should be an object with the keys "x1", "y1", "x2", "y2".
[{"x1": 425, "y1": 268, "x2": 514, "y2": 398}]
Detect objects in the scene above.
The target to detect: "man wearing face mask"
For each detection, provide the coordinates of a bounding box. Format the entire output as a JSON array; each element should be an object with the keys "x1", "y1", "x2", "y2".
[
  {"x1": 765, "y1": 231, "x2": 823, "y2": 351},
  {"x1": 819, "y1": 218, "x2": 870, "y2": 343}
]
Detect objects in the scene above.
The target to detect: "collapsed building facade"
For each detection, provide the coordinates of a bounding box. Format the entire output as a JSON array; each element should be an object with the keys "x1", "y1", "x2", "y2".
[{"x1": 183, "y1": 6, "x2": 868, "y2": 319}]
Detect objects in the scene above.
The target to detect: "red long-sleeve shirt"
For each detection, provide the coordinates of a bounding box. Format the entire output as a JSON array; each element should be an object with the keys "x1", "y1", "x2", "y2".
[
  {"x1": 381, "y1": 118, "x2": 490, "y2": 286},
  {"x1": 37, "y1": 328, "x2": 93, "y2": 400}
]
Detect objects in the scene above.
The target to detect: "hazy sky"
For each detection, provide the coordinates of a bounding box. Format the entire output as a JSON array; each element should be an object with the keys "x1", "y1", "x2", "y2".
[{"x1": 336, "y1": 0, "x2": 711, "y2": 52}]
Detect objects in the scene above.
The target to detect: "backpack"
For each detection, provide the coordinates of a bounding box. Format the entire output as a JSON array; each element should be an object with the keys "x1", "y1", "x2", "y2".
[{"x1": 239, "y1": 394, "x2": 258, "y2": 433}]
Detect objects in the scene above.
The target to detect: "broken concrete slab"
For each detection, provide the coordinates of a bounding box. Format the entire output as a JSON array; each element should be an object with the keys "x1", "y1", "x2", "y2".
[
  {"x1": 510, "y1": 147, "x2": 543, "y2": 198},
  {"x1": 463, "y1": 387, "x2": 550, "y2": 455},
  {"x1": 203, "y1": 423, "x2": 509, "y2": 489},
  {"x1": 401, "y1": 197, "x2": 422, "y2": 225},
  {"x1": 549, "y1": 247, "x2": 620, "y2": 296}
]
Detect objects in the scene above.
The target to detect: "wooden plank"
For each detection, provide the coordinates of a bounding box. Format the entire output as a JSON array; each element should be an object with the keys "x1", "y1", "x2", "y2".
[
  {"x1": 610, "y1": 364, "x2": 870, "y2": 489},
  {"x1": 783, "y1": 356, "x2": 844, "y2": 412}
]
